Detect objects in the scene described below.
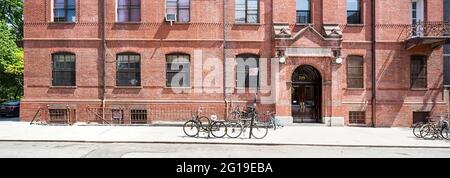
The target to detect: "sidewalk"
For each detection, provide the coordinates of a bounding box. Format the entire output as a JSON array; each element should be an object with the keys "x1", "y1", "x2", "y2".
[{"x1": 0, "y1": 121, "x2": 449, "y2": 148}]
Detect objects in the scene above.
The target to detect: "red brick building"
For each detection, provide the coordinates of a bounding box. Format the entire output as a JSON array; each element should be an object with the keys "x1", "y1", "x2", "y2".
[{"x1": 22, "y1": 0, "x2": 450, "y2": 127}]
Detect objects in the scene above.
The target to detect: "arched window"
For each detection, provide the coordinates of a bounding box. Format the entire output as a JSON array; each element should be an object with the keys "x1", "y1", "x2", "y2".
[
  {"x1": 236, "y1": 54, "x2": 260, "y2": 88},
  {"x1": 116, "y1": 53, "x2": 141, "y2": 86},
  {"x1": 117, "y1": 0, "x2": 141, "y2": 22},
  {"x1": 52, "y1": 52, "x2": 76, "y2": 86},
  {"x1": 347, "y1": 56, "x2": 364, "y2": 88},
  {"x1": 53, "y1": 0, "x2": 76, "y2": 22},
  {"x1": 166, "y1": 53, "x2": 190, "y2": 87}
]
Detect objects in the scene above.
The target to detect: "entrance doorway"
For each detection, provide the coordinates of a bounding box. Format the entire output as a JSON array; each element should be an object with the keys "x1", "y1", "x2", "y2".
[{"x1": 291, "y1": 65, "x2": 322, "y2": 123}]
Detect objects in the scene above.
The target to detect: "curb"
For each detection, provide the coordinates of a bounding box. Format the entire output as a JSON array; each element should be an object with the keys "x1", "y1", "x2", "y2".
[{"x1": 0, "y1": 139, "x2": 449, "y2": 149}]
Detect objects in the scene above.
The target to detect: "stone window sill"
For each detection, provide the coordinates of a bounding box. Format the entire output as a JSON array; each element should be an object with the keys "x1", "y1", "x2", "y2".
[{"x1": 50, "y1": 86, "x2": 77, "y2": 89}]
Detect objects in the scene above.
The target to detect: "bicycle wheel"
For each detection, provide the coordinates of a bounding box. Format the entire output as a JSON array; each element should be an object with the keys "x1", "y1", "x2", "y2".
[
  {"x1": 183, "y1": 120, "x2": 199, "y2": 137},
  {"x1": 413, "y1": 122, "x2": 424, "y2": 138},
  {"x1": 198, "y1": 116, "x2": 211, "y2": 130},
  {"x1": 251, "y1": 123, "x2": 268, "y2": 139},
  {"x1": 210, "y1": 121, "x2": 227, "y2": 138},
  {"x1": 420, "y1": 124, "x2": 435, "y2": 140},
  {"x1": 441, "y1": 125, "x2": 450, "y2": 140},
  {"x1": 226, "y1": 121, "x2": 243, "y2": 138}
]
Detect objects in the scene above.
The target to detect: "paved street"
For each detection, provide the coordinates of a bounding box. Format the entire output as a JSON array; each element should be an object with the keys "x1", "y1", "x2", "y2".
[
  {"x1": 0, "y1": 120, "x2": 449, "y2": 148},
  {"x1": 0, "y1": 141, "x2": 450, "y2": 158}
]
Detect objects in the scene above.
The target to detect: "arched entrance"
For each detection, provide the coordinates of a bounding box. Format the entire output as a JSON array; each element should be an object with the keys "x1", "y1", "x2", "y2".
[{"x1": 291, "y1": 65, "x2": 322, "y2": 123}]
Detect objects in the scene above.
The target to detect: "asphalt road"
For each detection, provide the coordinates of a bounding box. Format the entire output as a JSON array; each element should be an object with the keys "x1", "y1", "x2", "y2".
[{"x1": 0, "y1": 141, "x2": 449, "y2": 158}]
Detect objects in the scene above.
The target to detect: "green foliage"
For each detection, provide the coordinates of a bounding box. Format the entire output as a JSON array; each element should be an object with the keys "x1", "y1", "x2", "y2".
[
  {"x1": 0, "y1": 20, "x2": 23, "y2": 100},
  {"x1": 0, "y1": 0, "x2": 23, "y2": 40}
]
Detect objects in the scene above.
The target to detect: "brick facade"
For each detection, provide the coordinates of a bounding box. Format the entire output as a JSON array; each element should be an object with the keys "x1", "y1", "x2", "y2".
[{"x1": 22, "y1": 0, "x2": 449, "y2": 127}]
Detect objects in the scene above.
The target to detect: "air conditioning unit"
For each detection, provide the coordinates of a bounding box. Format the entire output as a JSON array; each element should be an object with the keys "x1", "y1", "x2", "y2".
[{"x1": 165, "y1": 13, "x2": 177, "y2": 25}]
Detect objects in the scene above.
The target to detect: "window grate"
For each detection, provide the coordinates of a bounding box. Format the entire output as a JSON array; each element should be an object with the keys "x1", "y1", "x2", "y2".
[
  {"x1": 131, "y1": 109, "x2": 148, "y2": 124},
  {"x1": 49, "y1": 109, "x2": 69, "y2": 124},
  {"x1": 349, "y1": 111, "x2": 365, "y2": 124}
]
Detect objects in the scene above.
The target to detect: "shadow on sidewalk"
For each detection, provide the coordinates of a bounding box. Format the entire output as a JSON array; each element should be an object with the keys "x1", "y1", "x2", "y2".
[{"x1": 0, "y1": 116, "x2": 19, "y2": 122}]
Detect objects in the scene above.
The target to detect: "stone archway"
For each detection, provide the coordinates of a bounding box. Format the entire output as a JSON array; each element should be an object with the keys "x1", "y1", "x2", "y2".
[{"x1": 291, "y1": 65, "x2": 322, "y2": 123}]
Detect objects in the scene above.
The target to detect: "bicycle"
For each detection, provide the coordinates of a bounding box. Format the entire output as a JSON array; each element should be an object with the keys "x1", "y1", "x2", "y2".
[
  {"x1": 413, "y1": 121, "x2": 426, "y2": 138},
  {"x1": 419, "y1": 116, "x2": 449, "y2": 140},
  {"x1": 225, "y1": 106, "x2": 244, "y2": 138},
  {"x1": 266, "y1": 111, "x2": 283, "y2": 130},
  {"x1": 440, "y1": 118, "x2": 450, "y2": 140},
  {"x1": 183, "y1": 107, "x2": 227, "y2": 138},
  {"x1": 239, "y1": 106, "x2": 269, "y2": 139}
]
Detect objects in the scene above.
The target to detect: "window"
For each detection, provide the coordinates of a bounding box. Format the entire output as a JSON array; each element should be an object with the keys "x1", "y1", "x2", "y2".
[
  {"x1": 166, "y1": 0, "x2": 190, "y2": 23},
  {"x1": 444, "y1": 49, "x2": 450, "y2": 86},
  {"x1": 236, "y1": 55, "x2": 260, "y2": 88},
  {"x1": 52, "y1": 53, "x2": 76, "y2": 86},
  {"x1": 166, "y1": 54, "x2": 190, "y2": 87},
  {"x1": 49, "y1": 109, "x2": 69, "y2": 124},
  {"x1": 347, "y1": 0, "x2": 361, "y2": 24},
  {"x1": 53, "y1": 0, "x2": 76, "y2": 22},
  {"x1": 117, "y1": 0, "x2": 141, "y2": 22},
  {"x1": 116, "y1": 53, "x2": 141, "y2": 86},
  {"x1": 410, "y1": 55, "x2": 427, "y2": 88},
  {"x1": 131, "y1": 109, "x2": 148, "y2": 124},
  {"x1": 413, "y1": 112, "x2": 430, "y2": 124},
  {"x1": 111, "y1": 109, "x2": 124, "y2": 124},
  {"x1": 347, "y1": 56, "x2": 364, "y2": 88},
  {"x1": 296, "y1": 0, "x2": 311, "y2": 24},
  {"x1": 235, "y1": 0, "x2": 259, "y2": 24},
  {"x1": 349, "y1": 111, "x2": 365, "y2": 124},
  {"x1": 411, "y1": 1, "x2": 418, "y2": 36}
]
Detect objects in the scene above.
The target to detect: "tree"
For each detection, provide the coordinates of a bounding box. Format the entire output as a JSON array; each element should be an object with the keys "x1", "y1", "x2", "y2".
[
  {"x1": 0, "y1": 20, "x2": 23, "y2": 100},
  {"x1": 0, "y1": 0, "x2": 23, "y2": 41}
]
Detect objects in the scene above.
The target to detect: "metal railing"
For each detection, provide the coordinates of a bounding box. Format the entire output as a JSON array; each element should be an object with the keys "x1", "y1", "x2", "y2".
[
  {"x1": 30, "y1": 107, "x2": 45, "y2": 125},
  {"x1": 86, "y1": 106, "x2": 224, "y2": 125},
  {"x1": 408, "y1": 21, "x2": 450, "y2": 38}
]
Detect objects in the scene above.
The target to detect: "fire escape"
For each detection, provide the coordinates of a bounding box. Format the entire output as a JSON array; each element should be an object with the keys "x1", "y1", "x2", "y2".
[{"x1": 405, "y1": 21, "x2": 450, "y2": 50}]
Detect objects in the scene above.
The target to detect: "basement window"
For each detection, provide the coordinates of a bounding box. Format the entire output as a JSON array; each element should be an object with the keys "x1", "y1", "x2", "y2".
[
  {"x1": 349, "y1": 111, "x2": 366, "y2": 124},
  {"x1": 413, "y1": 112, "x2": 430, "y2": 124},
  {"x1": 48, "y1": 109, "x2": 69, "y2": 124},
  {"x1": 111, "y1": 109, "x2": 124, "y2": 124},
  {"x1": 131, "y1": 109, "x2": 148, "y2": 124}
]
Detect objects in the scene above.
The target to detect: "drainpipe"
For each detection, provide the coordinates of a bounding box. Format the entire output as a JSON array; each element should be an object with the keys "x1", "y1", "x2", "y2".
[
  {"x1": 371, "y1": 0, "x2": 377, "y2": 127},
  {"x1": 223, "y1": 0, "x2": 228, "y2": 119},
  {"x1": 101, "y1": 0, "x2": 107, "y2": 121}
]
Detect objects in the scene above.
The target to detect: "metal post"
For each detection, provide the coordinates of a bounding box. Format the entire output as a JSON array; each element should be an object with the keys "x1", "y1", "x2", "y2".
[
  {"x1": 101, "y1": 0, "x2": 107, "y2": 122},
  {"x1": 371, "y1": 0, "x2": 377, "y2": 127}
]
